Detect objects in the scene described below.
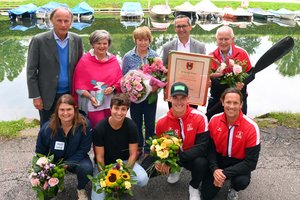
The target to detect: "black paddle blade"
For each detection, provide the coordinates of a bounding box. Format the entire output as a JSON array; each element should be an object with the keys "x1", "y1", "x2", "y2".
[{"x1": 253, "y1": 36, "x2": 294, "y2": 74}]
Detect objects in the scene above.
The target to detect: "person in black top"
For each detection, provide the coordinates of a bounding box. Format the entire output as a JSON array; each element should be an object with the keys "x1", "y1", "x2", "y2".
[{"x1": 91, "y1": 93, "x2": 149, "y2": 200}]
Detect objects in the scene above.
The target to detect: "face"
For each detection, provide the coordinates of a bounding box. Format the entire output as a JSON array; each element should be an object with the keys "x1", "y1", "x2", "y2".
[
  {"x1": 216, "y1": 30, "x2": 234, "y2": 54},
  {"x1": 58, "y1": 103, "x2": 75, "y2": 124},
  {"x1": 222, "y1": 93, "x2": 243, "y2": 121},
  {"x1": 92, "y1": 38, "x2": 109, "y2": 57},
  {"x1": 171, "y1": 95, "x2": 189, "y2": 117},
  {"x1": 51, "y1": 9, "x2": 72, "y2": 39},
  {"x1": 110, "y1": 105, "x2": 128, "y2": 123},
  {"x1": 174, "y1": 18, "x2": 192, "y2": 40},
  {"x1": 135, "y1": 37, "x2": 150, "y2": 52}
]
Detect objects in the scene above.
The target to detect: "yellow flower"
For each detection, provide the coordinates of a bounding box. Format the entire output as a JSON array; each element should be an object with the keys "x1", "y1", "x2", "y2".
[
  {"x1": 155, "y1": 144, "x2": 162, "y2": 151},
  {"x1": 152, "y1": 139, "x2": 158, "y2": 145},
  {"x1": 160, "y1": 142, "x2": 167, "y2": 149},
  {"x1": 105, "y1": 169, "x2": 121, "y2": 187},
  {"x1": 122, "y1": 172, "x2": 130, "y2": 181},
  {"x1": 124, "y1": 181, "x2": 131, "y2": 189},
  {"x1": 163, "y1": 139, "x2": 173, "y2": 146},
  {"x1": 100, "y1": 179, "x2": 106, "y2": 188},
  {"x1": 157, "y1": 150, "x2": 169, "y2": 159},
  {"x1": 116, "y1": 159, "x2": 123, "y2": 166}
]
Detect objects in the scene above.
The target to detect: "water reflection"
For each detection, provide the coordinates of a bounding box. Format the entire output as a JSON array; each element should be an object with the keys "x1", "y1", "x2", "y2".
[{"x1": 0, "y1": 17, "x2": 300, "y2": 120}]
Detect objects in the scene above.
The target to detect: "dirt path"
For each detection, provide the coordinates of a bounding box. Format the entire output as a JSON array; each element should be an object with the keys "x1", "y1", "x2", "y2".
[{"x1": 0, "y1": 126, "x2": 299, "y2": 200}]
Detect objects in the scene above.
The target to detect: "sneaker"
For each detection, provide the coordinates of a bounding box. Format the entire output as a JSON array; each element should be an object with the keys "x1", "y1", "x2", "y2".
[
  {"x1": 227, "y1": 188, "x2": 238, "y2": 200},
  {"x1": 77, "y1": 189, "x2": 88, "y2": 200},
  {"x1": 189, "y1": 185, "x2": 201, "y2": 200},
  {"x1": 167, "y1": 168, "x2": 182, "y2": 184}
]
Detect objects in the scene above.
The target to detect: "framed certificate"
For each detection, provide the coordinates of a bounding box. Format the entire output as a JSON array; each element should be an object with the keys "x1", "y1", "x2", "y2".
[{"x1": 165, "y1": 51, "x2": 212, "y2": 106}]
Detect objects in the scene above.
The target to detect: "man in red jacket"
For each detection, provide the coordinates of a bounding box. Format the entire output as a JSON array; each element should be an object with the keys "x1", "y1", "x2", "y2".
[
  {"x1": 142, "y1": 82, "x2": 209, "y2": 200},
  {"x1": 206, "y1": 25, "x2": 252, "y2": 120},
  {"x1": 202, "y1": 88, "x2": 261, "y2": 200}
]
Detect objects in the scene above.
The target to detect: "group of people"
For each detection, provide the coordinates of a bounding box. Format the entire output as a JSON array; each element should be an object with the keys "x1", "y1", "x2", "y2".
[{"x1": 27, "y1": 7, "x2": 260, "y2": 200}]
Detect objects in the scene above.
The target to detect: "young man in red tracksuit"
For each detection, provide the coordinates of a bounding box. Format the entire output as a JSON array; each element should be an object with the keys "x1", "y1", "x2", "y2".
[
  {"x1": 201, "y1": 88, "x2": 261, "y2": 200},
  {"x1": 142, "y1": 82, "x2": 209, "y2": 200}
]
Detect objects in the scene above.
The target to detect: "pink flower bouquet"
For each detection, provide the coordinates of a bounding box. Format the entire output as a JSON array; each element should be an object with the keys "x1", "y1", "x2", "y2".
[
  {"x1": 139, "y1": 57, "x2": 167, "y2": 88},
  {"x1": 121, "y1": 70, "x2": 152, "y2": 103},
  {"x1": 213, "y1": 58, "x2": 249, "y2": 87},
  {"x1": 29, "y1": 154, "x2": 65, "y2": 200}
]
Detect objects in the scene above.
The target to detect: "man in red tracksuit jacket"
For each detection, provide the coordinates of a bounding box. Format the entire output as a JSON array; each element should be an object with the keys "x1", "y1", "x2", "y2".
[
  {"x1": 206, "y1": 25, "x2": 252, "y2": 120},
  {"x1": 142, "y1": 82, "x2": 209, "y2": 200},
  {"x1": 202, "y1": 88, "x2": 261, "y2": 200}
]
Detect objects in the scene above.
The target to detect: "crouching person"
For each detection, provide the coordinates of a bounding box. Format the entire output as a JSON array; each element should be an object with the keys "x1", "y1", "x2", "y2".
[
  {"x1": 201, "y1": 88, "x2": 261, "y2": 200},
  {"x1": 91, "y1": 93, "x2": 149, "y2": 200},
  {"x1": 35, "y1": 94, "x2": 93, "y2": 200}
]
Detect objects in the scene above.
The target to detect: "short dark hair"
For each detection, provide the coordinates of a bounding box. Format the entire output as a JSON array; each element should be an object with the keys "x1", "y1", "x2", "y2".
[
  {"x1": 110, "y1": 93, "x2": 131, "y2": 108},
  {"x1": 221, "y1": 88, "x2": 243, "y2": 103},
  {"x1": 174, "y1": 15, "x2": 192, "y2": 26}
]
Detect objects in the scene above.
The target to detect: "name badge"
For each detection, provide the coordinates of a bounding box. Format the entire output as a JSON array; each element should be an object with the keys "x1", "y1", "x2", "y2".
[{"x1": 54, "y1": 141, "x2": 65, "y2": 150}]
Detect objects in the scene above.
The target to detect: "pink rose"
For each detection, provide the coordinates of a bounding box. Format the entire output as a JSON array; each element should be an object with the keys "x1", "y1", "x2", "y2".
[
  {"x1": 130, "y1": 95, "x2": 137, "y2": 102},
  {"x1": 135, "y1": 83, "x2": 144, "y2": 91},
  {"x1": 43, "y1": 182, "x2": 49, "y2": 190},
  {"x1": 134, "y1": 76, "x2": 142, "y2": 82},
  {"x1": 48, "y1": 178, "x2": 59, "y2": 187},
  {"x1": 125, "y1": 83, "x2": 132, "y2": 91},
  {"x1": 30, "y1": 178, "x2": 40, "y2": 187},
  {"x1": 233, "y1": 64, "x2": 242, "y2": 75},
  {"x1": 36, "y1": 157, "x2": 49, "y2": 167}
]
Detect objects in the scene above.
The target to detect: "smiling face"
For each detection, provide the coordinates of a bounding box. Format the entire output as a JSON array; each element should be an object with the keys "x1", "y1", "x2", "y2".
[
  {"x1": 222, "y1": 92, "x2": 243, "y2": 122},
  {"x1": 216, "y1": 27, "x2": 234, "y2": 54},
  {"x1": 110, "y1": 105, "x2": 128, "y2": 123},
  {"x1": 92, "y1": 38, "x2": 109, "y2": 58},
  {"x1": 171, "y1": 94, "x2": 189, "y2": 117},
  {"x1": 58, "y1": 103, "x2": 75, "y2": 124},
  {"x1": 51, "y1": 8, "x2": 72, "y2": 40},
  {"x1": 174, "y1": 17, "x2": 192, "y2": 41},
  {"x1": 135, "y1": 37, "x2": 150, "y2": 52}
]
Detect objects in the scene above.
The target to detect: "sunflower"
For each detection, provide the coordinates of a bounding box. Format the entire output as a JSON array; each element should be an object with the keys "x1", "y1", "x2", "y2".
[
  {"x1": 121, "y1": 172, "x2": 130, "y2": 180},
  {"x1": 105, "y1": 169, "x2": 121, "y2": 187}
]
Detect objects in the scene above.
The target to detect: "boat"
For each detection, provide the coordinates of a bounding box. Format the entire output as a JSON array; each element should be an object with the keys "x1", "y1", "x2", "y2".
[
  {"x1": 248, "y1": 8, "x2": 274, "y2": 20},
  {"x1": 268, "y1": 8, "x2": 296, "y2": 20},
  {"x1": 120, "y1": 18, "x2": 144, "y2": 29},
  {"x1": 36, "y1": 2, "x2": 69, "y2": 19},
  {"x1": 173, "y1": 1, "x2": 198, "y2": 21},
  {"x1": 222, "y1": 18, "x2": 252, "y2": 28},
  {"x1": 271, "y1": 17, "x2": 296, "y2": 27},
  {"x1": 194, "y1": 0, "x2": 222, "y2": 21},
  {"x1": 72, "y1": 21, "x2": 93, "y2": 31},
  {"x1": 10, "y1": 19, "x2": 36, "y2": 31},
  {"x1": 148, "y1": 0, "x2": 172, "y2": 20},
  {"x1": 196, "y1": 20, "x2": 222, "y2": 31},
  {"x1": 120, "y1": 2, "x2": 144, "y2": 19},
  {"x1": 8, "y1": 3, "x2": 38, "y2": 20},
  {"x1": 36, "y1": 18, "x2": 52, "y2": 29},
  {"x1": 72, "y1": 2, "x2": 94, "y2": 22},
  {"x1": 149, "y1": 17, "x2": 171, "y2": 31},
  {"x1": 222, "y1": 7, "x2": 253, "y2": 22}
]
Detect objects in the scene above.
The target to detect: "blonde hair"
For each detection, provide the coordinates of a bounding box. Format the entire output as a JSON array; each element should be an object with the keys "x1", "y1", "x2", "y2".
[{"x1": 132, "y1": 26, "x2": 153, "y2": 43}]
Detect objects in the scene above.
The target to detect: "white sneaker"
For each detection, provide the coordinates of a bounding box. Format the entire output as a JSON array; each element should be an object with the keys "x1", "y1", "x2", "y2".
[
  {"x1": 227, "y1": 188, "x2": 238, "y2": 200},
  {"x1": 167, "y1": 168, "x2": 182, "y2": 184},
  {"x1": 189, "y1": 185, "x2": 200, "y2": 200},
  {"x1": 77, "y1": 189, "x2": 88, "y2": 200}
]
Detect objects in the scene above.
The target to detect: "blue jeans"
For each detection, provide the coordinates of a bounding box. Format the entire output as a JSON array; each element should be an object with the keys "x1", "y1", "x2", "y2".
[
  {"x1": 67, "y1": 157, "x2": 93, "y2": 189},
  {"x1": 91, "y1": 161, "x2": 149, "y2": 200},
  {"x1": 130, "y1": 99, "x2": 157, "y2": 154}
]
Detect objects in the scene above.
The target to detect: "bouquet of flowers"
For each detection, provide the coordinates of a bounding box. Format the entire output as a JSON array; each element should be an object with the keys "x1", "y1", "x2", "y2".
[
  {"x1": 212, "y1": 58, "x2": 249, "y2": 87},
  {"x1": 146, "y1": 130, "x2": 182, "y2": 174},
  {"x1": 139, "y1": 57, "x2": 167, "y2": 88},
  {"x1": 121, "y1": 70, "x2": 152, "y2": 103},
  {"x1": 28, "y1": 154, "x2": 65, "y2": 200},
  {"x1": 88, "y1": 159, "x2": 137, "y2": 200}
]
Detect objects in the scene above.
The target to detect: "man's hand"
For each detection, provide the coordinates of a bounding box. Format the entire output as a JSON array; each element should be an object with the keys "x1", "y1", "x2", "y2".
[
  {"x1": 33, "y1": 98, "x2": 43, "y2": 110},
  {"x1": 213, "y1": 169, "x2": 226, "y2": 187},
  {"x1": 155, "y1": 163, "x2": 170, "y2": 175},
  {"x1": 235, "y1": 82, "x2": 245, "y2": 90}
]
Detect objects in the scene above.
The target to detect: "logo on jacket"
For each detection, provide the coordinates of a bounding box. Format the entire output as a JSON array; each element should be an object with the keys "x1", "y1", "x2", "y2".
[
  {"x1": 236, "y1": 131, "x2": 243, "y2": 139},
  {"x1": 187, "y1": 123, "x2": 193, "y2": 131},
  {"x1": 217, "y1": 127, "x2": 222, "y2": 132}
]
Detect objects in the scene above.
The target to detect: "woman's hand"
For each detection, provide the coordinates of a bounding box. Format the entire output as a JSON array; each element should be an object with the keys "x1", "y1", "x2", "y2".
[
  {"x1": 235, "y1": 82, "x2": 245, "y2": 90},
  {"x1": 155, "y1": 163, "x2": 170, "y2": 175},
  {"x1": 90, "y1": 96, "x2": 98, "y2": 107},
  {"x1": 104, "y1": 86, "x2": 115, "y2": 95}
]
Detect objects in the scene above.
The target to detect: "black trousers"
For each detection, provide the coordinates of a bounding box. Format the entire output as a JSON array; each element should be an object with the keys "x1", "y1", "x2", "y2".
[
  {"x1": 141, "y1": 155, "x2": 208, "y2": 189},
  {"x1": 201, "y1": 172, "x2": 251, "y2": 200}
]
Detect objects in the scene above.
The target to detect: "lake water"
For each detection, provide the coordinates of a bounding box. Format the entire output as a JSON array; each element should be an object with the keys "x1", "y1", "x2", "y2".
[{"x1": 1, "y1": 17, "x2": 300, "y2": 121}]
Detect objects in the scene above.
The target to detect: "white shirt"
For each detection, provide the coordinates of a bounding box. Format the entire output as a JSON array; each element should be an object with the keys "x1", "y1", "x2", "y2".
[{"x1": 177, "y1": 38, "x2": 191, "y2": 52}]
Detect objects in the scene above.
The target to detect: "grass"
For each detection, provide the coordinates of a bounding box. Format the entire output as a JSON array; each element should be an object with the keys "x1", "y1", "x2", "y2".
[
  {"x1": 1, "y1": 0, "x2": 300, "y2": 10},
  {"x1": 0, "y1": 118, "x2": 39, "y2": 138},
  {"x1": 255, "y1": 112, "x2": 300, "y2": 129}
]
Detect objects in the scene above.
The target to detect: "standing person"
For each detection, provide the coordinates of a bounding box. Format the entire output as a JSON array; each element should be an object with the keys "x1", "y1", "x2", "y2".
[
  {"x1": 162, "y1": 15, "x2": 206, "y2": 109},
  {"x1": 91, "y1": 93, "x2": 149, "y2": 200},
  {"x1": 73, "y1": 30, "x2": 122, "y2": 127},
  {"x1": 207, "y1": 25, "x2": 252, "y2": 120},
  {"x1": 27, "y1": 7, "x2": 83, "y2": 126},
  {"x1": 142, "y1": 82, "x2": 209, "y2": 200},
  {"x1": 122, "y1": 26, "x2": 159, "y2": 157},
  {"x1": 201, "y1": 88, "x2": 261, "y2": 200},
  {"x1": 35, "y1": 94, "x2": 93, "y2": 200}
]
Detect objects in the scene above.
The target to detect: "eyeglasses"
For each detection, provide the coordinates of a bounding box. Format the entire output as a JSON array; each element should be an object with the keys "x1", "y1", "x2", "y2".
[{"x1": 175, "y1": 24, "x2": 189, "y2": 29}]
